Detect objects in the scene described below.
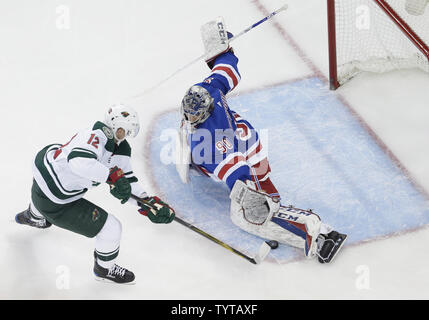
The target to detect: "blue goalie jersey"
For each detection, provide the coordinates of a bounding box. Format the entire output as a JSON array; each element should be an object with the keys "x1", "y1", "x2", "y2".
[{"x1": 189, "y1": 51, "x2": 273, "y2": 193}]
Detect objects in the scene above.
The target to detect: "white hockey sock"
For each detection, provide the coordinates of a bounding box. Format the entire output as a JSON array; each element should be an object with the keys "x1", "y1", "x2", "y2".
[
  {"x1": 29, "y1": 200, "x2": 46, "y2": 220},
  {"x1": 95, "y1": 214, "x2": 122, "y2": 270}
]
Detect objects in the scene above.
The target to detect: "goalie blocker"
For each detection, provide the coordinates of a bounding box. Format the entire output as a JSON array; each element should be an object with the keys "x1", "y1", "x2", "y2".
[{"x1": 229, "y1": 180, "x2": 347, "y2": 263}]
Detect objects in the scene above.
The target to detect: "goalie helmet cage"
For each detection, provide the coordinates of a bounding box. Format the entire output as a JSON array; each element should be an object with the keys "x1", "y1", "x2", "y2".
[{"x1": 327, "y1": 0, "x2": 429, "y2": 90}]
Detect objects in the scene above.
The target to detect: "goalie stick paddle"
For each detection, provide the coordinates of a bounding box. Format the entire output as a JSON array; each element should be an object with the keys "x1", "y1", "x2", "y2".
[
  {"x1": 131, "y1": 3, "x2": 288, "y2": 99},
  {"x1": 131, "y1": 194, "x2": 271, "y2": 264}
]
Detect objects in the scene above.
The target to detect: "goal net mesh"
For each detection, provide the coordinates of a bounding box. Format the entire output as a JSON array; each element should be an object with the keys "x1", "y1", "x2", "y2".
[{"x1": 334, "y1": 0, "x2": 429, "y2": 85}]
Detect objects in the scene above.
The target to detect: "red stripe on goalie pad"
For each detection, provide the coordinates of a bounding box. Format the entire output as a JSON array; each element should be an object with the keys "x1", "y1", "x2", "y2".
[
  {"x1": 255, "y1": 178, "x2": 279, "y2": 197},
  {"x1": 288, "y1": 220, "x2": 313, "y2": 256}
]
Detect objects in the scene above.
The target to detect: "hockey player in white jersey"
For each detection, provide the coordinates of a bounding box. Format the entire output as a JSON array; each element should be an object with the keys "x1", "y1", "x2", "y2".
[
  {"x1": 16, "y1": 104, "x2": 175, "y2": 284},
  {"x1": 177, "y1": 21, "x2": 346, "y2": 263}
]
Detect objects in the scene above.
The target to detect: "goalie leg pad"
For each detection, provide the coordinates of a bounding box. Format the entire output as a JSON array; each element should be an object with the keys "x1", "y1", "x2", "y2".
[
  {"x1": 229, "y1": 180, "x2": 322, "y2": 258},
  {"x1": 271, "y1": 206, "x2": 322, "y2": 258},
  {"x1": 230, "y1": 180, "x2": 280, "y2": 225}
]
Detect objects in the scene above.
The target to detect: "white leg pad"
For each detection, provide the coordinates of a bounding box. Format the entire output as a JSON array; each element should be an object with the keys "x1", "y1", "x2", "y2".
[
  {"x1": 270, "y1": 206, "x2": 322, "y2": 258},
  {"x1": 229, "y1": 180, "x2": 322, "y2": 258}
]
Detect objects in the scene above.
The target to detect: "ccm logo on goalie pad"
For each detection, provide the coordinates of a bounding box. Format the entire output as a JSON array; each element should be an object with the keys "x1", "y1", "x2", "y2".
[
  {"x1": 278, "y1": 207, "x2": 319, "y2": 219},
  {"x1": 217, "y1": 22, "x2": 227, "y2": 44},
  {"x1": 271, "y1": 207, "x2": 320, "y2": 257}
]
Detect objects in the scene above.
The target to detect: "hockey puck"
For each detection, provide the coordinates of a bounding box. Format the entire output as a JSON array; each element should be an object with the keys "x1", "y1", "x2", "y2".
[{"x1": 266, "y1": 240, "x2": 279, "y2": 249}]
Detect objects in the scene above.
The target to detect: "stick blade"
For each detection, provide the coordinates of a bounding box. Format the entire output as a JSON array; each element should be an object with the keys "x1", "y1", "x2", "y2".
[
  {"x1": 253, "y1": 241, "x2": 271, "y2": 264},
  {"x1": 280, "y1": 4, "x2": 289, "y2": 11}
]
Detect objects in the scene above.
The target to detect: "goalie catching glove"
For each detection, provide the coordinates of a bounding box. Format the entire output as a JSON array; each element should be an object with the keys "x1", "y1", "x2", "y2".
[
  {"x1": 201, "y1": 16, "x2": 234, "y2": 69},
  {"x1": 138, "y1": 196, "x2": 175, "y2": 224},
  {"x1": 206, "y1": 31, "x2": 234, "y2": 70},
  {"x1": 107, "y1": 166, "x2": 131, "y2": 204}
]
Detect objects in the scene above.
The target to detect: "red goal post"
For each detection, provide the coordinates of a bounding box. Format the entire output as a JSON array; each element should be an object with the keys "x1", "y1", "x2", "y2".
[{"x1": 328, "y1": 0, "x2": 429, "y2": 90}]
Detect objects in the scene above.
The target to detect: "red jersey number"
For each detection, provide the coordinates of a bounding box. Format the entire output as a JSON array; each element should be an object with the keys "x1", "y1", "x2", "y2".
[{"x1": 87, "y1": 134, "x2": 100, "y2": 149}]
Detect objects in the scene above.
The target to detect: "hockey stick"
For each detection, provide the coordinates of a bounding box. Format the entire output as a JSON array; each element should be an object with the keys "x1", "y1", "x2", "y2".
[
  {"x1": 227, "y1": 3, "x2": 288, "y2": 43},
  {"x1": 131, "y1": 3, "x2": 288, "y2": 99},
  {"x1": 131, "y1": 194, "x2": 271, "y2": 264}
]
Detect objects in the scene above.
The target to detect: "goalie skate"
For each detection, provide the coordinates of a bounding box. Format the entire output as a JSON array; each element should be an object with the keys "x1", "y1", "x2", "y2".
[{"x1": 317, "y1": 231, "x2": 347, "y2": 264}]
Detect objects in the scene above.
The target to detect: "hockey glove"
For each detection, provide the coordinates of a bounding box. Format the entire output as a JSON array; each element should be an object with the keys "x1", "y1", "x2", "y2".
[
  {"x1": 126, "y1": 176, "x2": 138, "y2": 184},
  {"x1": 107, "y1": 166, "x2": 131, "y2": 204},
  {"x1": 207, "y1": 32, "x2": 234, "y2": 70},
  {"x1": 138, "y1": 196, "x2": 175, "y2": 224}
]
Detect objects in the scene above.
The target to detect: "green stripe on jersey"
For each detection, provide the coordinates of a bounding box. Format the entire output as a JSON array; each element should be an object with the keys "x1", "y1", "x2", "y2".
[
  {"x1": 67, "y1": 148, "x2": 98, "y2": 161},
  {"x1": 35, "y1": 145, "x2": 88, "y2": 200}
]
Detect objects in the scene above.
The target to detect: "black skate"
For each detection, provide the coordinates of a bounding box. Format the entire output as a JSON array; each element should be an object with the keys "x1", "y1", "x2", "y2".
[
  {"x1": 93, "y1": 252, "x2": 135, "y2": 285},
  {"x1": 317, "y1": 231, "x2": 347, "y2": 264},
  {"x1": 15, "y1": 206, "x2": 52, "y2": 229}
]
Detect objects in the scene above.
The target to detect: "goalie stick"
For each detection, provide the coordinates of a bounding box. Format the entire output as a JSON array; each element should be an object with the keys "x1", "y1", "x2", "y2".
[
  {"x1": 131, "y1": 194, "x2": 272, "y2": 264},
  {"x1": 131, "y1": 3, "x2": 288, "y2": 99}
]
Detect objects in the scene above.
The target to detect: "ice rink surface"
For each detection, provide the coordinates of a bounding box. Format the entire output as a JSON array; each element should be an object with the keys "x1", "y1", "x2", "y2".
[
  {"x1": 1, "y1": 0, "x2": 429, "y2": 299},
  {"x1": 150, "y1": 77, "x2": 429, "y2": 264}
]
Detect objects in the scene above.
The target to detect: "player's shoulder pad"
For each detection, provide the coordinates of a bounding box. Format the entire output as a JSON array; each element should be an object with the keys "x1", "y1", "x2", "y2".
[
  {"x1": 92, "y1": 121, "x2": 115, "y2": 152},
  {"x1": 113, "y1": 140, "x2": 132, "y2": 157},
  {"x1": 93, "y1": 121, "x2": 114, "y2": 140}
]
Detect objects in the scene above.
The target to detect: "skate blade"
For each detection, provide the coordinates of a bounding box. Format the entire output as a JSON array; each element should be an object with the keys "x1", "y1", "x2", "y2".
[{"x1": 94, "y1": 275, "x2": 136, "y2": 285}]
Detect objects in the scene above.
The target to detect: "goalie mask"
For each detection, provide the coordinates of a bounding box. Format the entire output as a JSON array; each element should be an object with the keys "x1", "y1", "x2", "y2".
[
  {"x1": 181, "y1": 85, "x2": 214, "y2": 128},
  {"x1": 105, "y1": 104, "x2": 140, "y2": 143}
]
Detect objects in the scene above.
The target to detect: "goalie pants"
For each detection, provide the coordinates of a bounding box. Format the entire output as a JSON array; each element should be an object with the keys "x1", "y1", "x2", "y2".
[{"x1": 30, "y1": 180, "x2": 121, "y2": 266}]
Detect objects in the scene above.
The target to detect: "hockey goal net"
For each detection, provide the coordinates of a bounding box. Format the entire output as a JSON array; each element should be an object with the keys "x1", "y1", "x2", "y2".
[{"x1": 328, "y1": 0, "x2": 429, "y2": 89}]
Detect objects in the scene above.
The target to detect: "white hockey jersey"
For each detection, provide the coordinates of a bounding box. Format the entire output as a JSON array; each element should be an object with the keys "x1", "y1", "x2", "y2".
[{"x1": 32, "y1": 121, "x2": 146, "y2": 204}]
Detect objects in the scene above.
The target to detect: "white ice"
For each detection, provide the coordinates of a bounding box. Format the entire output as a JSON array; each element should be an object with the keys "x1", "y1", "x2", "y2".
[{"x1": 1, "y1": 0, "x2": 429, "y2": 299}]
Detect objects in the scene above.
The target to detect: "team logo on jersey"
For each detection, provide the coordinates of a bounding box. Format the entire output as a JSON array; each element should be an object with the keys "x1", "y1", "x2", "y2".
[
  {"x1": 92, "y1": 208, "x2": 100, "y2": 222},
  {"x1": 102, "y1": 126, "x2": 114, "y2": 140},
  {"x1": 204, "y1": 77, "x2": 213, "y2": 84}
]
